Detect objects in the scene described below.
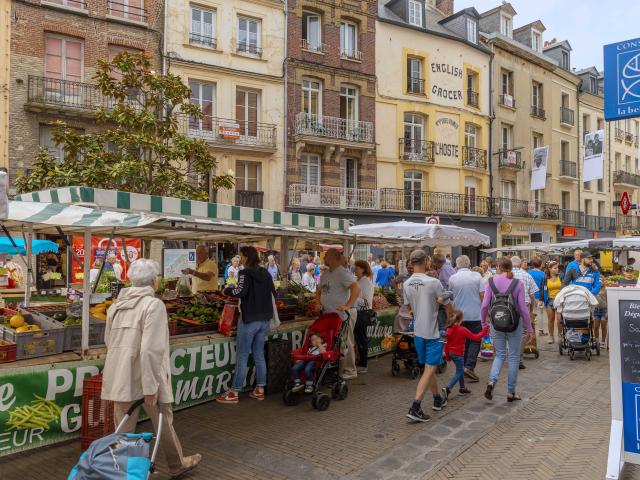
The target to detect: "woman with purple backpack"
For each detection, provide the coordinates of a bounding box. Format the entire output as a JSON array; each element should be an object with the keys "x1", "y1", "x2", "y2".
[{"x1": 481, "y1": 257, "x2": 533, "y2": 402}]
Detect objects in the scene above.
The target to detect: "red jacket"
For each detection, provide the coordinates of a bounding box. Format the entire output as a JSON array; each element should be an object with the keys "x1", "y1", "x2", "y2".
[{"x1": 444, "y1": 324, "x2": 488, "y2": 359}]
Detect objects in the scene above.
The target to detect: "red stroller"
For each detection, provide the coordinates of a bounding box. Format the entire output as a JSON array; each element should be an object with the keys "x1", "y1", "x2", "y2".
[{"x1": 282, "y1": 313, "x2": 349, "y2": 411}]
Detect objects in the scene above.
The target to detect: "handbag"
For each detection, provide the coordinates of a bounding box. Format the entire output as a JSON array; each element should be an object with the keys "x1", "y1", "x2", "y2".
[
  {"x1": 270, "y1": 294, "x2": 281, "y2": 331},
  {"x1": 357, "y1": 299, "x2": 376, "y2": 326}
]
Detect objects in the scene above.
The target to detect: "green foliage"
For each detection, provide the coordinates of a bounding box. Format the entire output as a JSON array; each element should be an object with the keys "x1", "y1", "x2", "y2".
[{"x1": 16, "y1": 53, "x2": 234, "y2": 200}]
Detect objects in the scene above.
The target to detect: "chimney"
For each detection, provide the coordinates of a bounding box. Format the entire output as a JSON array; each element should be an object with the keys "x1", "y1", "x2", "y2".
[{"x1": 436, "y1": 0, "x2": 454, "y2": 17}]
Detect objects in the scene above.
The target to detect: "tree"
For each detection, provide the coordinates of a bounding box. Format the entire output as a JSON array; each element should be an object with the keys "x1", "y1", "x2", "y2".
[{"x1": 16, "y1": 53, "x2": 233, "y2": 201}]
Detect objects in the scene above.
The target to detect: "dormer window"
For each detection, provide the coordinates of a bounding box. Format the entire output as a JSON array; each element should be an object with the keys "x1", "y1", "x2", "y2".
[
  {"x1": 590, "y1": 76, "x2": 597, "y2": 94},
  {"x1": 561, "y1": 50, "x2": 569, "y2": 70},
  {"x1": 408, "y1": 0, "x2": 423, "y2": 27},
  {"x1": 532, "y1": 30, "x2": 542, "y2": 52},
  {"x1": 466, "y1": 18, "x2": 477, "y2": 44},
  {"x1": 500, "y1": 14, "x2": 512, "y2": 38}
]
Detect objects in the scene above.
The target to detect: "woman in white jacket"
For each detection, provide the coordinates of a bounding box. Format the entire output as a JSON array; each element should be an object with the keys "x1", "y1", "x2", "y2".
[{"x1": 101, "y1": 259, "x2": 201, "y2": 478}]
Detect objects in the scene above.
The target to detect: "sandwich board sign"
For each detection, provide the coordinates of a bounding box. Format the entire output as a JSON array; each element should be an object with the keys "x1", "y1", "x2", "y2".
[
  {"x1": 604, "y1": 38, "x2": 640, "y2": 121},
  {"x1": 606, "y1": 288, "x2": 640, "y2": 479}
]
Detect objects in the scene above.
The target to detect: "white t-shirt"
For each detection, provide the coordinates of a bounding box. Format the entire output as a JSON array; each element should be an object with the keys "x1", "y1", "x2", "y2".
[
  {"x1": 356, "y1": 276, "x2": 374, "y2": 308},
  {"x1": 319, "y1": 266, "x2": 356, "y2": 318},
  {"x1": 403, "y1": 273, "x2": 445, "y2": 340}
]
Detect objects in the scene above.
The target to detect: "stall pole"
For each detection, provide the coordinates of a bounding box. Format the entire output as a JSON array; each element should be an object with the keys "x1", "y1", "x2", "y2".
[
  {"x1": 279, "y1": 235, "x2": 289, "y2": 288},
  {"x1": 23, "y1": 226, "x2": 33, "y2": 307},
  {"x1": 81, "y1": 228, "x2": 92, "y2": 357}
]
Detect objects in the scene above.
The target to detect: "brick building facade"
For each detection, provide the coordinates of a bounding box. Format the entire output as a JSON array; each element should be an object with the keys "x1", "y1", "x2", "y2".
[
  {"x1": 286, "y1": 0, "x2": 378, "y2": 219},
  {"x1": 8, "y1": 0, "x2": 162, "y2": 191}
]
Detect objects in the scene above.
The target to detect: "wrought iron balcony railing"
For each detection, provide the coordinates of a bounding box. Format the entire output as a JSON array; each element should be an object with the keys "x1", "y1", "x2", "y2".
[
  {"x1": 560, "y1": 209, "x2": 584, "y2": 227},
  {"x1": 615, "y1": 128, "x2": 625, "y2": 140},
  {"x1": 27, "y1": 75, "x2": 111, "y2": 111},
  {"x1": 613, "y1": 170, "x2": 640, "y2": 187},
  {"x1": 560, "y1": 160, "x2": 577, "y2": 178},
  {"x1": 235, "y1": 190, "x2": 264, "y2": 209},
  {"x1": 617, "y1": 214, "x2": 640, "y2": 230},
  {"x1": 462, "y1": 146, "x2": 487, "y2": 170},
  {"x1": 288, "y1": 184, "x2": 379, "y2": 210},
  {"x1": 46, "y1": 0, "x2": 87, "y2": 9},
  {"x1": 560, "y1": 106, "x2": 575, "y2": 126},
  {"x1": 237, "y1": 42, "x2": 262, "y2": 56},
  {"x1": 399, "y1": 139, "x2": 434, "y2": 163},
  {"x1": 340, "y1": 49, "x2": 363, "y2": 61},
  {"x1": 379, "y1": 189, "x2": 493, "y2": 216},
  {"x1": 182, "y1": 115, "x2": 277, "y2": 149},
  {"x1": 467, "y1": 90, "x2": 479, "y2": 107},
  {"x1": 190, "y1": 32, "x2": 217, "y2": 49},
  {"x1": 584, "y1": 214, "x2": 616, "y2": 232},
  {"x1": 494, "y1": 198, "x2": 560, "y2": 220},
  {"x1": 293, "y1": 112, "x2": 373, "y2": 143},
  {"x1": 407, "y1": 77, "x2": 425, "y2": 94},
  {"x1": 531, "y1": 105, "x2": 546, "y2": 119},
  {"x1": 108, "y1": 0, "x2": 147, "y2": 22},
  {"x1": 300, "y1": 38, "x2": 327, "y2": 53},
  {"x1": 498, "y1": 150, "x2": 523, "y2": 170}
]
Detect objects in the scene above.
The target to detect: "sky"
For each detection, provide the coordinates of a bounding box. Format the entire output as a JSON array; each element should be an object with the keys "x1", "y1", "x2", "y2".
[{"x1": 455, "y1": 0, "x2": 640, "y2": 71}]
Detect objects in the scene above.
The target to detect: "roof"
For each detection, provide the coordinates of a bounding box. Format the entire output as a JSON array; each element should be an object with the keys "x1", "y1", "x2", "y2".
[
  {"x1": 514, "y1": 20, "x2": 546, "y2": 33},
  {"x1": 439, "y1": 7, "x2": 480, "y2": 24},
  {"x1": 575, "y1": 66, "x2": 599, "y2": 76},
  {"x1": 479, "y1": 2, "x2": 517, "y2": 18},
  {"x1": 543, "y1": 39, "x2": 572, "y2": 52},
  {"x1": 481, "y1": 31, "x2": 558, "y2": 69}
]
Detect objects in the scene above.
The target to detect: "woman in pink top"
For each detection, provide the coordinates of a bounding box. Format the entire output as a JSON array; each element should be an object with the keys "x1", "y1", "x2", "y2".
[{"x1": 480, "y1": 257, "x2": 533, "y2": 402}]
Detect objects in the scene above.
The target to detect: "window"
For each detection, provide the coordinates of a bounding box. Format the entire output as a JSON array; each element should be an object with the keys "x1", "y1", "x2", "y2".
[
  {"x1": 597, "y1": 178, "x2": 604, "y2": 192},
  {"x1": 238, "y1": 16, "x2": 261, "y2": 55},
  {"x1": 341, "y1": 158, "x2": 358, "y2": 189},
  {"x1": 403, "y1": 113, "x2": 425, "y2": 152},
  {"x1": 109, "y1": 0, "x2": 144, "y2": 22},
  {"x1": 590, "y1": 76, "x2": 597, "y2": 94},
  {"x1": 501, "y1": 181, "x2": 515, "y2": 200},
  {"x1": 464, "y1": 177, "x2": 477, "y2": 214},
  {"x1": 340, "y1": 21, "x2": 358, "y2": 59},
  {"x1": 561, "y1": 191, "x2": 570, "y2": 210},
  {"x1": 561, "y1": 51, "x2": 569, "y2": 70},
  {"x1": 532, "y1": 30, "x2": 542, "y2": 52},
  {"x1": 236, "y1": 161, "x2": 261, "y2": 191},
  {"x1": 188, "y1": 80, "x2": 215, "y2": 131},
  {"x1": 300, "y1": 153, "x2": 320, "y2": 186},
  {"x1": 408, "y1": 0, "x2": 423, "y2": 27},
  {"x1": 501, "y1": 124, "x2": 512, "y2": 159},
  {"x1": 466, "y1": 71, "x2": 478, "y2": 107},
  {"x1": 45, "y1": 36, "x2": 83, "y2": 82},
  {"x1": 302, "y1": 79, "x2": 321, "y2": 116},
  {"x1": 598, "y1": 201, "x2": 605, "y2": 217},
  {"x1": 190, "y1": 7, "x2": 216, "y2": 47},
  {"x1": 236, "y1": 89, "x2": 259, "y2": 137},
  {"x1": 40, "y1": 125, "x2": 65, "y2": 164},
  {"x1": 583, "y1": 114, "x2": 590, "y2": 133},
  {"x1": 466, "y1": 18, "x2": 477, "y2": 44},
  {"x1": 403, "y1": 171, "x2": 423, "y2": 210},
  {"x1": 532, "y1": 82, "x2": 542, "y2": 108},
  {"x1": 561, "y1": 93, "x2": 569, "y2": 108},
  {"x1": 584, "y1": 181, "x2": 590, "y2": 190},
  {"x1": 534, "y1": 189, "x2": 544, "y2": 204},
  {"x1": 615, "y1": 152, "x2": 621, "y2": 171},
  {"x1": 584, "y1": 199, "x2": 592, "y2": 215},
  {"x1": 597, "y1": 118, "x2": 604, "y2": 130},
  {"x1": 626, "y1": 155, "x2": 632, "y2": 172},
  {"x1": 501, "y1": 70, "x2": 513, "y2": 96},
  {"x1": 500, "y1": 14, "x2": 512, "y2": 37},
  {"x1": 561, "y1": 141, "x2": 569, "y2": 161},
  {"x1": 407, "y1": 57, "x2": 423, "y2": 94},
  {"x1": 47, "y1": 0, "x2": 84, "y2": 9},
  {"x1": 464, "y1": 123, "x2": 478, "y2": 148},
  {"x1": 302, "y1": 12, "x2": 321, "y2": 51},
  {"x1": 340, "y1": 86, "x2": 358, "y2": 123},
  {"x1": 533, "y1": 133, "x2": 543, "y2": 149}
]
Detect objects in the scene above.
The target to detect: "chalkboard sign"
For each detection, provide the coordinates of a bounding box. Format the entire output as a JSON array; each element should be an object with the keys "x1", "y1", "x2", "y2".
[{"x1": 619, "y1": 300, "x2": 640, "y2": 384}]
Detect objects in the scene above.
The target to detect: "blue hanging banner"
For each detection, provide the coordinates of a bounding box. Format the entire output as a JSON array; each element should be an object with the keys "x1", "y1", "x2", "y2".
[{"x1": 604, "y1": 37, "x2": 640, "y2": 121}]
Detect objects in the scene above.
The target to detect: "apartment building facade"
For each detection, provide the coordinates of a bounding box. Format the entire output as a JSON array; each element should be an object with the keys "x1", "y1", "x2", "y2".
[
  {"x1": 285, "y1": 0, "x2": 377, "y2": 223},
  {"x1": 165, "y1": 0, "x2": 285, "y2": 210},
  {"x1": 0, "y1": 0, "x2": 9, "y2": 170},
  {"x1": 375, "y1": 0, "x2": 497, "y2": 246},
  {"x1": 8, "y1": 0, "x2": 163, "y2": 194}
]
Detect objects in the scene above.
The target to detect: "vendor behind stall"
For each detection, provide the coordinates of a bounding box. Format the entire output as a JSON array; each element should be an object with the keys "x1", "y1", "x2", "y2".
[{"x1": 182, "y1": 245, "x2": 218, "y2": 293}]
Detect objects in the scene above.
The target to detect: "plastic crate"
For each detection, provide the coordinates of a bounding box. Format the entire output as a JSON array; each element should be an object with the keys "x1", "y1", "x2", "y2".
[
  {"x1": 0, "y1": 339, "x2": 17, "y2": 363},
  {"x1": 1, "y1": 314, "x2": 65, "y2": 360},
  {"x1": 81, "y1": 374, "x2": 114, "y2": 451},
  {"x1": 175, "y1": 321, "x2": 217, "y2": 336},
  {"x1": 62, "y1": 318, "x2": 107, "y2": 351}
]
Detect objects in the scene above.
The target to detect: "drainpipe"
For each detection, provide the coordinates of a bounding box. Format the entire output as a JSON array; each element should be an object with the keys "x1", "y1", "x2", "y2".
[
  {"x1": 162, "y1": 0, "x2": 168, "y2": 75},
  {"x1": 576, "y1": 80, "x2": 582, "y2": 218},
  {"x1": 488, "y1": 53, "x2": 495, "y2": 212},
  {"x1": 282, "y1": 0, "x2": 288, "y2": 211}
]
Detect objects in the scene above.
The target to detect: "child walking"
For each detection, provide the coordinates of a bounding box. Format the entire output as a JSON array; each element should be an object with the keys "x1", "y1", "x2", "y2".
[
  {"x1": 442, "y1": 310, "x2": 488, "y2": 399},
  {"x1": 292, "y1": 333, "x2": 326, "y2": 393}
]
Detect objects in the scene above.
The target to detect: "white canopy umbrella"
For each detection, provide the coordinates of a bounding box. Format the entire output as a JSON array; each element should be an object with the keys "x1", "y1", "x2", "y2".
[
  {"x1": 349, "y1": 220, "x2": 490, "y2": 247},
  {"x1": 546, "y1": 237, "x2": 640, "y2": 252}
]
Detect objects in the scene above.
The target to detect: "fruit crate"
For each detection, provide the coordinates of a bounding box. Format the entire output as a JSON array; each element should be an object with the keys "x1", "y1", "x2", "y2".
[
  {"x1": 1, "y1": 314, "x2": 64, "y2": 360},
  {"x1": 277, "y1": 305, "x2": 297, "y2": 322},
  {"x1": 0, "y1": 339, "x2": 17, "y2": 363},
  {"x1": 81, "y1": 374, "x2": 114, "y2": 450},
  {"x1": 175, "y1": 320, "x2": 217, "y2": 336},
  {"x1": 61, "y1": 318, "x2": 107, "y2": 351}
]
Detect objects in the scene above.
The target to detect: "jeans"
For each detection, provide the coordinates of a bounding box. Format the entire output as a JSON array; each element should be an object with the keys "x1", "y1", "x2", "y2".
[
  {"x1": 447, "y1": 354, "x2": 465, "y2": 390},
  {"x1": 292, "y1": 360, "x2": 316, "y2": 385},
  {"x1": 489, "y1": 323, "x2": 523, "y2": 394},
  {"x1": 462, "y1": 321, "x2": 482, "y2": 370},
  {"x1": 354, "y1": 314, "x2": 369, "y2": 368},
  {"x1": 232, "y1": 319, "x2": 270, "y2": 391}
]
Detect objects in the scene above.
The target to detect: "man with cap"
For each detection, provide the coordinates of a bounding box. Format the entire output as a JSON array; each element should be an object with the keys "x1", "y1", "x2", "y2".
[
  {"x1": 562, "y1": 251, "x2": 601, "y2": 295},
  {"x1": 404, "y1": 249, "x2": 452, "y2": 422}
]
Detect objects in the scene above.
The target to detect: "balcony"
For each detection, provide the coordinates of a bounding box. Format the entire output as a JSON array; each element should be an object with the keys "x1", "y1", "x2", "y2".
[
  {"x1": 407, "y1": 77, "x2": 425, "y2": 94},
  {"x1": 190, "y1": 32, "x2": 217, "y2": 49},
  {"x1": 615, "y1": 128, "x2": 625, "y2": 141},
  {"x1": 288, "y1": 184, "x2": 379, "y2": 210},
  {"x1": 236, "y1": 42, "x2": 262, "y2": 57},
  {"x1": 617, "y1": 214, "x2": 640, "y2": 231},
  {"x1": 499, "y1": 94, "x2": 515, "y2": 108},
  {"x1": 560, "y1": 160, "x2": 577, "y2": 178},
  {"x1": 560, "y1": 106, "x2": 575, "y2": 126},
  {"x1": 584, "y1": 214, "x2": 616, "y2": 232},
  {"x1": 26, "y1": 76, "x2": 111, "y2": 114},
  {"x1": 293, "y1": 112, "x2": 373, "y2": 144},
  {"x1": 560, "y1": 209, "x2": 584, "y2": 227},
  {"x1": 300, "y1": 38, "x2": 326, "y2": 54},
  {"x1": 181, "y1": 115, "x2": 277, "y2": 152},
  {"x1": 108, "y1": 0, "x2": 147, "y2": 23},
  {"x1": 462, "y1": 146, "x2": 487, "y2": 170},
  {"x1": 495, "y1": 198, "x2": 559, "y2": 220},
  {"x1": 399, "y1": 139, "x2": 434, "y2": 163},
  {"x1": 467, "y1": 90, "x2": 479, "y2": 107},
  {"x1": 626, "y1": 132, "x2": 635, "y2": 144},
  {"x1": 498, "y1": 150, "x2": 523, "y2": 170},
  {"x1": 340, "y1": 49, "x2": 363, "y2": 61},
  {"x1": 379, "y1": 189, "x2": 493, "y2": 216},
  {"x1": 235, "y1": 190, "x2": 264, "y2": 209},
  {"x1": 613, "y1": 170, "x2": 640, "y2": 187},
  {"x1": 531, "y1": 105, "x2": 546, "y2": 119}
]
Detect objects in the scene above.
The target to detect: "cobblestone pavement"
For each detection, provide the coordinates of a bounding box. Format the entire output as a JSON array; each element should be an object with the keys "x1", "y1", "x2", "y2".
[{"x1": 0, "y1": 337, "x2": 633, "y2": 480}]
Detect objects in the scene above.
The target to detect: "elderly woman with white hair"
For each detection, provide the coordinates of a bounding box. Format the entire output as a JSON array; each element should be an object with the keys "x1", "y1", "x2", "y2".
[{"x1": 101, "y1": 259, "x2": 201, "y2": 478}]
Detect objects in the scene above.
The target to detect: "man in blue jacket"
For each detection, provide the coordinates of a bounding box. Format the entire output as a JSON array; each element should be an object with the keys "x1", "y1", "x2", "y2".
[
  {"x1": 565, "y1": 249, "x2": 582, "y2": 276},
  {"x1": 562, "y1": 252, "x2": 601, "y2": 295}
]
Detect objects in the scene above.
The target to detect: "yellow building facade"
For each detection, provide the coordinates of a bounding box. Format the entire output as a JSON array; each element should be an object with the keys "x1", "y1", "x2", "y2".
[
  {"x1": 0, "y1": 0, "x2": 9, "y2": 170},
  {"x1": 164, "y1": 0, "x2": 285, "y2": 210}
]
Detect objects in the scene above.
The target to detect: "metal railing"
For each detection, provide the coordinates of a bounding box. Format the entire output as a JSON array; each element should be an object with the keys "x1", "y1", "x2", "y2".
[
  {"x1": 108, "y1": 0, "x2": 147, "y2": 22},
  {"x1": 498, "y1": 150, "x2": 523, "y2": 170},
  {"x1": 467, "y1": 90, "x2": 479, "y2": 107},
  {"x1": 379, "y1": 189, "x2": 493, "y2": 216},
  {"x1": 293, "y1": 112, "x2": 373, "y2": 143},
  {"x1": 27, "y1": 75, "x2": 110, "y2": 110},
  {"x1": 181, "y1": 115, "x2": 277, "y2": 149},
  {"x1": 617, "y1": 214, "x2": 640, "y2": 231},
  {"x1": 340, "y1": 49, "x2": 363, "y2": 61},
  {"x1": 560, "y1": 209, "x2": 584, "y2": 227},
  {"x1": 615, "y1": 128, "x2": 625, "y2": 140},
  {"x1": 499, "y1": 94, "x2": 515, "y2": 108},
  {"x1": 584, "y1": 214, "x2": 616, "y2": 232},
  {"x1": 560, "y1": 106, "x2": 575, "y2": 125},
  {"x1": 560, "y1": 160, "x2": 577, "y2": 178},
  {"x1": 288, "y1": 184, "x2": 379, "y2": 210},
  {"x1": 494, "y1": 198, "x2": 559, "y2": 220},
  {"x1": 47, "y1": 0, "x2": 87, "y2": 8},
  {"x1": 407, "y1": 77, "x2": 425, "y2": 94},
  {"x1": 235, "y1": 190, "x2": 264, "y2": 209},
  {"x1": 531, "y1": 105, "x2": 546, "y2": 119},
  {"x1": 300, "y1": 38, "x2": 326, "y2": 53},
  {"x1": 613, "y1": 170, "x2": 640, "y2": 187},
  {"x1": 237, "y1": 42, "x2": 262, "y2": 56},
  {"x1": 462, "y1": 146, "x2": 487, "y2": 170},
  {"x1": 190, "y1": 32, "x2": 217, "y2": 49},
  {"x1": 626, "y1": 133, "x2": 635, "y2": 144},
  {"x1": 399, "y1": 139, "x2": 434, "y2": 163}
]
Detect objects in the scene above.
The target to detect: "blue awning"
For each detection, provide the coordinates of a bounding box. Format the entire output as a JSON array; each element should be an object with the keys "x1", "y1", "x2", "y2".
[{"x1": 0, "y1": 237, "x2": 59, "y2": 255}]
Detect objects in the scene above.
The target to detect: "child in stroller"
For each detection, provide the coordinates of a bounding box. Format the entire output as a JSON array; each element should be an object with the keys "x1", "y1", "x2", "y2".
[
  {"x1": 292, "y1": 333, "x2": 327, "y2": 393},
  {"x1": 283, "y1": 313, "x2": 349, "y2": 411},
  {"x1": 554, "y1": 285, "x2": 600, "y2": 360}
]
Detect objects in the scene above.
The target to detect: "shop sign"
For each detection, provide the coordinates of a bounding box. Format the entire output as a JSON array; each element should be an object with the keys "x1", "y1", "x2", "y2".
[
  {"x1": 434, "y1": 114, "x2": 460, "y2": 164},
  {"x1": 219, "y1": 122, "x2": 240, "y2": 139},
  {"x1": 562, "y1": 226, "x2": 577, "y2": 238},
  {"x1": 604, "y1": 37, "x2": 640, "y2": 121},
  {"x1": 500, "y1": 223, "x2": 513, "y2": 234},
  {"x1": 429, "y1": 62, "x2": 463, "y2": 103}
]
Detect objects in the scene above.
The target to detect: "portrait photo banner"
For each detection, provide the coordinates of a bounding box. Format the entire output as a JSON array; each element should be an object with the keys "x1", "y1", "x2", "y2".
[
  {"x1": 531, "y1": 146, "x2": 549, "y2": 191},
  {"x1": 584, "y1": 129, "x2": 605, "y2": 182}
]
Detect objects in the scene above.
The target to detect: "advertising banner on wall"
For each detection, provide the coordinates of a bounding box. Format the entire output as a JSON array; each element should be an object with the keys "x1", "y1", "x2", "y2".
[
  {"x1": 530, "y1": 146, "x2": 549, "y2": 190},
  {"x1": 163, "y1": 249, "x2": 196, "y2": 279},
  {"x1": 70, "y1": 236, "x2": 141, "y2": 282},
  {"x1": 604, "y1": 37, "x2": 640, "y2": 121},
  {"x1": 584, "y1": 129, "x2": 605, "y2": 182}
]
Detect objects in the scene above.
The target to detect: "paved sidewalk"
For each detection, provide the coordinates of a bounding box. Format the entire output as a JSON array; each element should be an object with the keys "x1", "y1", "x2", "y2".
[{"x1": 0, "y1": 338, "x2": 630, "y2": 480}]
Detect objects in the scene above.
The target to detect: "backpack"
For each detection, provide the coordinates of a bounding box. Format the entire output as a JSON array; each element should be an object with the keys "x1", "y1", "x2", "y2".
[{"x1": 488, "y1": 277, "x2": 521, "y2": 332}]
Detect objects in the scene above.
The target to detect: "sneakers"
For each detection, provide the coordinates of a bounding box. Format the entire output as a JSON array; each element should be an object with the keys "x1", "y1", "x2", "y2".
[
  {"x1": 441, "y1": 387, "x2": 450, "y2": 403},
  {"x1": 464, "y1": 368, "x2": 480, "y2": 382},
  {"x1": 304, "y1": 384, "x2": 314, "y2": 394},
  {"x1": 548, "y1": 336, "x2": 555, "y2": 345},
  {"x1": 342, "y1": 373, "x2": 358, "y2": 380},
  {"x1": 519, "y1": 362, "x2": 526, "y2": 370},
  {"x1": 216, "y1": 390, "x2": 239, "y2": 404},
  {"x1": 406, "y1": 406, "x2": 431, "y2": 423},
  {"x1": 357, "y1": 367, "x2": 368, "y2": 374},
  {"x1": 292, "y1": 382, "x2": 304, "y2": 393},
  {"x1": 249, "y1": 387, "x2": 265, "y2": 401},
  {"x1": 432, "y1": 395, "x2": 447, "y2": 411},
  {"x1": 459, "y1": 387, "x2": 472, "y2": 396},
  {"x1": 170, "y1": 453, "x2": 202, "y2": 479}
]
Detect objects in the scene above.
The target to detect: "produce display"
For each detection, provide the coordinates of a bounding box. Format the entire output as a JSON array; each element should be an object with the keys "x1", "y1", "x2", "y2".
[
  {"x1": 89, "y1": 300, "x2": 112, "y2": 321},
  {"x1": 1, "y1": 313, "x2": 41, "y2": 333},
  {"x1": 5, "y1": 395, "x2": 61, "y2": 431},
  {"x1": 170, "y1": 301, "x2": 221, "y2": 325}
]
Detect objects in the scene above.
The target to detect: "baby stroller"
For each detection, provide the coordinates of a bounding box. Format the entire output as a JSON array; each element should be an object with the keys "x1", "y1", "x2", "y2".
[
  {"x1": 555, "y1": 285, "x2": 600, "y2": 360},
  {"x1": 282, "y1": 312, "x2": 348, "y2": 411}
]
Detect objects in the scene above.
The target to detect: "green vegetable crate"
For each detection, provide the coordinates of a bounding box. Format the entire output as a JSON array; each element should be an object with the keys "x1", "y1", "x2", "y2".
[
  {"x1": 27, "y1": 309, "x2": 107, "y2": 352},
  {"x1": 1, "y1": 314, "x2": 65, "y2": 360}
]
